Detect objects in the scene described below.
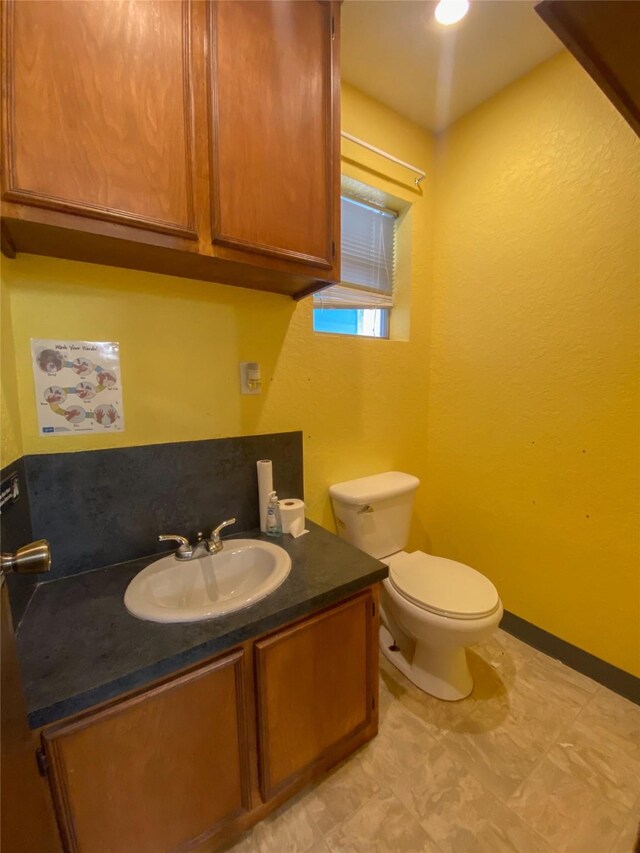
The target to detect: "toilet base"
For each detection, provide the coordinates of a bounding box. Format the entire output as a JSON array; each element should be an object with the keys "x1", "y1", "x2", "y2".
[{"x1": 379, "y1": 624, "x2": 473, "y2": 701}]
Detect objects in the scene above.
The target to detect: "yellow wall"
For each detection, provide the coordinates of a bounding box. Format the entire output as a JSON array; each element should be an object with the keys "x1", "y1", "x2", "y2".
[
  {"x1": 0, "y1": 275, "x2": 23, "y2": 465},
  {"x1": 0, "y1": 83, "x2": 434, "y2": 535},
  {"x1": 427, "y1": 52, "x2": 640, "y2": 675}
]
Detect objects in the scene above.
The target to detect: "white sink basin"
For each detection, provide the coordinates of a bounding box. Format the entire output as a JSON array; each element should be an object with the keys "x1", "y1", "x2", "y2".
[{"x1": 124, "y1": 539, "x2": 292, "y2": 623}]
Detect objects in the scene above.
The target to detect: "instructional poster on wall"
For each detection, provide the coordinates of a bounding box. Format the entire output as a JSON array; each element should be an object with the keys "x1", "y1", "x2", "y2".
[{"x1": 31, "y1": 339, "x2": 125, "y2": 435}]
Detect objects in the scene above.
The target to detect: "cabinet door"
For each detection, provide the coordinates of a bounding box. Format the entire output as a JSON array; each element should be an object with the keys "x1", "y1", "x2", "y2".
[
  {"x1": 43, "y1": 651, "x2": 250, "y2": 853},
  {"x1": 209, "y1": 0, "x2": 339, "y2": 275},
  {"x1": 2, "y1": 0, "x2": 198, "y2": 239},
  {"x1": 255, "y1": 591, "x2": 377, "y2": 800},
  {"x1": 1, "y1": 583, "x2": 60, "y2": 853},
  {"x1": 536, "y1": 1, "x2": 640, "y2": 136}
]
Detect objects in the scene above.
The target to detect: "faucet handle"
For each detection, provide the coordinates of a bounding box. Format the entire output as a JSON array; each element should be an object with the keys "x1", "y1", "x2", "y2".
[
  {"x1": 158, "y1": 534, "x2": 191, "y2": 557},
  {"x1": 210, "y1": 518, "x2": 236, "y2": 539}
]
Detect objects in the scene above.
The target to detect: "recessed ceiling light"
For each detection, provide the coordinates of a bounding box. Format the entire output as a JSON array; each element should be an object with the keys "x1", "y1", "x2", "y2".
[{"x1": 434, "y1": 0, "x2": 470, "y2": 26}]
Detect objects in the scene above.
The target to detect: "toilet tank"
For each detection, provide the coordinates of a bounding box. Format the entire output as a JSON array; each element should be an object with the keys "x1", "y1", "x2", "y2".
[{"x1": 329, "y1": 472, "x2": 420, "y2": 559}]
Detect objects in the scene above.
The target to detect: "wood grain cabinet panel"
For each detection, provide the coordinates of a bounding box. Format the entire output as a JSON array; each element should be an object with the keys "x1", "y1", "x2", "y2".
[
  {"x1": 536, "y1": 0, "x2": 640, "y2": 137},
  {"x1": 254, "y1": 591, "x2": 376, "y2": 800},
  {"x1": 3, "y1": 0, "x2": 197, "y2": 238},
  {"x1": 33, "y1": 588, "x2": 380, "y2": 851},
  {"x1": 1, "y1": 0, "x2": 341, "y2": 296},
  {"x1": 42, "y1": 651, "x2": 250, "y2": 853},
  {"x1": 209, "y1": 0, "x2": 339, "y2": 273},
  {"x1": 1, "y1": 584, "x2": 61, "y2": 853}
]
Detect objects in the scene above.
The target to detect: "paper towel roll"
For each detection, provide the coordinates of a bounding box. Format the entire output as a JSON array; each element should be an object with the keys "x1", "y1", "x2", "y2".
[
  {"x1": 279, "y1": 498, "x2": 305, "y2": 534},
  {"x1": 257, "y1": 460, "x2": 273, "y2": 533}
]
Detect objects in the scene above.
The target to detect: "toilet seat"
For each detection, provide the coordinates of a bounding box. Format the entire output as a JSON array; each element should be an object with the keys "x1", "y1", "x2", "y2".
[{"x1": 387, "y1": 551, "x2": 500, "y2": 620}]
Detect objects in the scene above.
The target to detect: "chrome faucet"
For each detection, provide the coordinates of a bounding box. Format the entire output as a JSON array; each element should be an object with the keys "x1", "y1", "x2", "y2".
[
  {"x1": 157, "y1": 533, "x2": 202, "y2": 561},
  {"x1": 208, "y1": 518, "x2": 236, "y2": 553},
  {"x1": 158, "y1": 518, "x2": 236, "y2": 561}
]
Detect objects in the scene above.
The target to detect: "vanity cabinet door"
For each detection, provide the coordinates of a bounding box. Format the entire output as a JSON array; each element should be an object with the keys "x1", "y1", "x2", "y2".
[
  {"x1": 42, "y1": 651, "x2": 250, "y2": 853},
  {"x1": 2, "y1": 0, "x2": 199, "y2": 241},
  {"x1": 254, "y1": 590, "x2": 378, "y2": 801},
  {"x1": 208, "y1": 0, "x2": 340, "y2": 280}
]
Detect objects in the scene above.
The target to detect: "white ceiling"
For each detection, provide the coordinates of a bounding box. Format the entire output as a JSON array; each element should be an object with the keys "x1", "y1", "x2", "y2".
[{"x1": 341, "y1": 0, "x2": 563, "y2": 132}]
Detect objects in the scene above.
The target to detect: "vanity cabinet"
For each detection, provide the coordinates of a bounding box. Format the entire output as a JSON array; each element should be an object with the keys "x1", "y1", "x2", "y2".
[
  {"x1": 38, "y1": 587, "x2": 379, "y2": 853},
  {"x1": 42, "y1": 650, "x2": 250, "y2": 853},
  {"x1": 0, "y1": 0, "x2": 340, "y2": 298}
]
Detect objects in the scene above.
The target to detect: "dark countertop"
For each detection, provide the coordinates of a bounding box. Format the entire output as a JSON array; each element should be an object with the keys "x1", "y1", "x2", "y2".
[{"x1": 16, "y1": 522, "x2": 387, "y2": 729}]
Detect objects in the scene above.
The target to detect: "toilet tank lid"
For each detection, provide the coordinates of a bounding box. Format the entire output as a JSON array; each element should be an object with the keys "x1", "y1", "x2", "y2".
[{"x1": 329, "y1": 471, "x2": 420, "y2": 505}]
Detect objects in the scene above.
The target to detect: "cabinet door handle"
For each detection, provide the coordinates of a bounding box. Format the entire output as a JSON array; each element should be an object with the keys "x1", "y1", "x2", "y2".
[{"x1": 36, "y1": 747, "x2": 49, "y2": 777}]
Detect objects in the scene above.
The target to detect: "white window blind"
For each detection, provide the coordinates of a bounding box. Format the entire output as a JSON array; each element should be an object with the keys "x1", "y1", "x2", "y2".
[{"x1": 314, "y1": 196, "x2": 396, "y2": 309}]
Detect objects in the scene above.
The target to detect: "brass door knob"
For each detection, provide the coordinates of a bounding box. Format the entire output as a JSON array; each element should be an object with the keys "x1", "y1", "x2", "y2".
[{"x1": 0, "y1": 539, "x2": 51, "y2": 575}]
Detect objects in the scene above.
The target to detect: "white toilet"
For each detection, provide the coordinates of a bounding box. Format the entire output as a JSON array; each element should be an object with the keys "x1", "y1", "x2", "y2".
[{"x1": 330, "y1": 471, "x2": 503, "y2": 701}]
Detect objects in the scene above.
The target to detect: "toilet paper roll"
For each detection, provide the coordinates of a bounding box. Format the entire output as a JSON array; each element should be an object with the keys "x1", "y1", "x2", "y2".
[
  {"x1": 257, "y1": 460, "x2": 273, "y2": 533},
  {"x1": 279, "y1": 498, "x2": 305, "y2": 535},
  {"x1": 289, "y1": 517, "x2": 308, "y2": 538}
]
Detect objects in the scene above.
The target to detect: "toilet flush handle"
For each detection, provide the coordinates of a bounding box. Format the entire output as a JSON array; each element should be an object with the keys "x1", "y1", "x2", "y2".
[{"x1": 357, "y1": 504, "x2": 374, "y2": 514}]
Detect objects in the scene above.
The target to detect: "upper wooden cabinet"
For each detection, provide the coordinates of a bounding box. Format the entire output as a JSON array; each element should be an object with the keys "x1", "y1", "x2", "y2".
[
  {"x1": 536, "y1": 1, "x2": 640, "y2": 137},
  {"x1": 0, "y1": 0, "x2": 340, "y2": 298},
  {"x1": 3, "y1": 0, "x2": 198, "y2": 240},
  {"x1": 210, "y1": 1, "x2": 338, "y2": 272}
]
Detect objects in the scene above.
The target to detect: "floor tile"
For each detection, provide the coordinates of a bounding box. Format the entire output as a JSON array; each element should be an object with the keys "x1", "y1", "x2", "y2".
[
  {"x1": 378, "y1": 652, "x2": 488, "y2": 740},
  {"x1": 507, "y1": 753, "x2": 629, "y2": 852},
  {"x1": 472, "y1": 809, "x2": 553, "y2": 853},
  {"x1": 514, "y1": 651, "x2": 598, "y2": 711},
  {"x1": 463, "y1": 659, "x2": 592, "y2": 739},
  {"x1": 378, "y1": 671, "x2": 396, "y2": 715},
  {"x1": 250, "y1": 791, "x2": 323, "y2": 853},
  {"x1": 324, "y1": 788, "x2": 438, "y2": 853},
  {"x1": 440, "y1": 704, "x2": 555, "y2": 800},
  {"x1": 306, "y1": 841, "x2": 332, "y2": 853},
  {"x1": 355, "y1": 698, "x2": 437, "y2": 788},
  {"x1": 304, "y1": 753, "x2": 382, "y2": 836},
  {"x1": 439, "y1": 640, "x2": 604, "y2": 801},
  {"x1": 219, "y1": 830, "x2": 256, "y2": 853},
  {"x1": 612, "y1": 804, "x2": 640, "y2": 853},
  {"x1": 575, "y1": 687, "x2": 640, "y2": 764},
  {"x1": 542, "y1": 714, "x2": 640, "y2": 810},
  {"x1": 390, "y1": 741, "x2": 550, "y2": 853},
  {"x1": 465, "y1": 646, "x2": 517, "y2": 703},
  {"x1": 475, "y1": 629, "x2": 535, "y2": 678},
  {"x1": 389, "y1": 739, "x2": 492, "y2": 828}
]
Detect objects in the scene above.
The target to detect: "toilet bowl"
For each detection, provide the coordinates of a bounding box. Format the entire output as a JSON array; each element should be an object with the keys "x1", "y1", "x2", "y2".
[
  {"x1": 329, "y1": 471, "x2": 503, "y2": 701},
  {"x1": 380, "y1": 550, "x2": 502, "y2": 700}
]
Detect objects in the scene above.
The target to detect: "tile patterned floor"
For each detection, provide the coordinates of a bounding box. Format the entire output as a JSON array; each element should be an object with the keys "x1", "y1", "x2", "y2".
[{"x1": 226, "y1": 630, "x2": 640, "y2": 853}]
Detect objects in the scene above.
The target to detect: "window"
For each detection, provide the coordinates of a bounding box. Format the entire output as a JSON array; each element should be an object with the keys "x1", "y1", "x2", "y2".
[{"x1": 313, "y1": 195, "x2": 396, "y2": 339}]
